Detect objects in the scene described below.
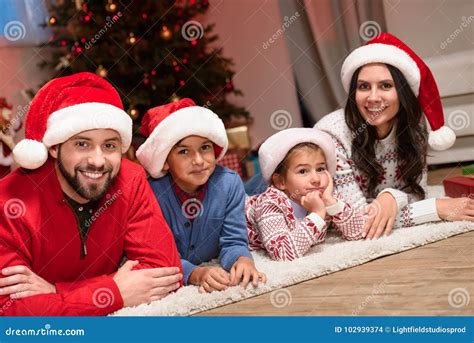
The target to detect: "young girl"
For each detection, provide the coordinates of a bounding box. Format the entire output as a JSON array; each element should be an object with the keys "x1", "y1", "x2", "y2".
[
  {"x1": 246, "y1": 128, "x2": 365, "y2": 261},
  {"x1": 315, "y1": 33, "x2": 473, "y2": 240}
]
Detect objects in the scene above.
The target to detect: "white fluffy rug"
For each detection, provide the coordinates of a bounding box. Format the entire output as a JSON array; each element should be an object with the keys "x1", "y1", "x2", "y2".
[{"x1": 112, "y1": 186, "x2": 474, "y2": 316}]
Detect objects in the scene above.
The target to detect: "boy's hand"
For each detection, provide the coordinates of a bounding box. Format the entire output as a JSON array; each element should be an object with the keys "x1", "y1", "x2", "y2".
[
  {"x1": 230, "y1": 257, "x2": 266, "y2": 289},
  {"x1": 189, "y1": 266, "x2": 230, "y2": 293}
]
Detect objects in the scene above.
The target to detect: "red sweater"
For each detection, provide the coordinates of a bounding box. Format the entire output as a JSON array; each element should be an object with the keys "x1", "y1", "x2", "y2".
[{"x1": 0, "y1": 158, "x2": 181, "y2": 316}]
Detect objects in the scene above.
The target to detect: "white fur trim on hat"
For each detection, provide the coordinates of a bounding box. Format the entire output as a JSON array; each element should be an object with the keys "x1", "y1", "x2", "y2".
[
  {"x1": 259, "y1": 128, "x2": 336, "y2": 182},
  {"x1": 42, "y1": 102, "x2": 132, "y2": 152},
  {"x1": 341, "y1": 43, "x2": 420, "y2": 96},
  {"x1": 428, "y1": 125, "x2": 456, "y2": 151},
  {"x1": 136, "y1": 106, "x2": 228, "y2": 178},
  {"x1": 12, "y1": 139, "x2": 49, "y2": 170}
]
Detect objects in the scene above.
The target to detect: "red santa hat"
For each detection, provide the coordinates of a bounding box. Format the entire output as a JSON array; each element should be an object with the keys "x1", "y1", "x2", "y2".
[
  {"x1": 136, "y1": 98, "x2": 228, "y2": 178},
  {"x1": 341, "y1": 32, "x2": 455, "y2": 151},
  {"x1": 13, "y1": 72, "x2": 132, "y2": 169},
  {"x1": 259, "y1": 128, "x2": 336, "y2": 182}
]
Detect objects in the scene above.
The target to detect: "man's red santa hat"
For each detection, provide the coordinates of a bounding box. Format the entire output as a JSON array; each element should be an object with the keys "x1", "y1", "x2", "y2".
[
  {"x1": 137, "y1": 98, "x2": 228, "y2": 178},
  {"x1": 341, "y1": 32, "x2": 456, "y2": 151},
  {"x1": 13, "y1": 72, "x2": 132, "y2": 169}
]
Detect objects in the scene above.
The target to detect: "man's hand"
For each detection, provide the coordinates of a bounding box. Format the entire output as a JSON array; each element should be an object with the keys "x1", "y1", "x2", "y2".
[
  {"x1": 0, "y1": 265, "x2": 56, "y2": 299},
  {"x1": 113, "y1": 260, "x2": 182, "y2": 307}
]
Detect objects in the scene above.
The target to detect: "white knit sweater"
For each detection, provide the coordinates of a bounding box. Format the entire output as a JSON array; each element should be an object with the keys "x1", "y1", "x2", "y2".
[{"x1": 315, "y1": 109, "x2": 440, "y2": 227}]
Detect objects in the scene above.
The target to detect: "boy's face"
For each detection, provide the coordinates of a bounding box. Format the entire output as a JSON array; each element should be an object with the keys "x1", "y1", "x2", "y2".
[
  {"x1": 273, "y1": 149, "x2": 329, "y2": 203},
  {"x1": 164, "y1": 135, "x2": 217, "y2": 194}
]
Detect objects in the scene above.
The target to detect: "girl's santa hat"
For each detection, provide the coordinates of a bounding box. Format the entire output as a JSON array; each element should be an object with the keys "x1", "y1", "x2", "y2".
[
  {"x1": 13, "y1": 72, "x2": 132, "y2": 169},
  {"x1": 341, "y1": 32, "x2": 455, "y2": 151},
  {"x1": 136, "y1": 98, "x2": 228, "y2": 178},
  {"x1": 259, "y1": 128, "x2": 336, "y2": 182}
]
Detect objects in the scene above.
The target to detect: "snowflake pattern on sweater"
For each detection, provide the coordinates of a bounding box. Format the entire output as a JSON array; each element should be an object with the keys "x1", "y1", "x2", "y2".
[{"x1": 246, "y1": 187, "x2": 365, "y2": 261}]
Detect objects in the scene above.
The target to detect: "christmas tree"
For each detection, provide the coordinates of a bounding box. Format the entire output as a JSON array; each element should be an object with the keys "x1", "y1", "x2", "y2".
[{"x1": 40, "y1": 0, "x2": 249, "y2": 149}]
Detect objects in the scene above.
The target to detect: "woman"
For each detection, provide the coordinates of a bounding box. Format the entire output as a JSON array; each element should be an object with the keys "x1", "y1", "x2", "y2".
[{"x1": 315, "y1": 33, "x2": 473, "y2": 240}]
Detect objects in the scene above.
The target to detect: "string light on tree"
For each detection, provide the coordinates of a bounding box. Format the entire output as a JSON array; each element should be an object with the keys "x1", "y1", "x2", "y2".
[
  {"x1": 127, "y1": 33, "x2": 137, "y2": 45},
  {"x1": 47, "y1": 16, "x2": 57, "y2": 26},
  {"x1": 127, "y1": 106, "x2": 139, "y2": 120},
  {"x1": 96, "y1": 65, "x2": 108, "y2": 78},
  {"x1": 105, "y1": 0, "x2": 117, "y2": 12},
  {"x1": 170, "y1": 93, "x2": 181, "y2": 102},
  {"x1": 160, "y1": 26, "x2": 172, "y2": 40}
]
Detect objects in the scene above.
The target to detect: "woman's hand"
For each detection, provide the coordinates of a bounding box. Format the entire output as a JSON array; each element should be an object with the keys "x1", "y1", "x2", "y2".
[
  {"x1": 363, "y1": 192, "x2": 397, "y2": 239},
  {"x1": 436, "y1": 197, "x2": 474, "y2": 221}
]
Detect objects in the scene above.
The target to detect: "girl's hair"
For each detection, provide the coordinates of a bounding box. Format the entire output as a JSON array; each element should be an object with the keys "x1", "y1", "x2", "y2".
[
  {"x1": 271, "y1": 143, "x2": 324, "y2": 184},
  {"x1": 345, "y1": 63, "x2": 427, "y2": 200}
]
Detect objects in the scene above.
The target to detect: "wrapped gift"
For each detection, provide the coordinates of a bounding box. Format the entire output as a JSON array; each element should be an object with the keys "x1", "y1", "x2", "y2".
[
  {"x1": 462, "y1": 164, "x2": 474, "y2": 176},
  {"x1": 226, "y1": 125, "x2": 251, "y2": 150},
  {"x1": 443, "y1": 176, "x2": 474, "y2": 198},
  {"x1": 219, "y1": 152, "x2": 243, "y2": 178}
]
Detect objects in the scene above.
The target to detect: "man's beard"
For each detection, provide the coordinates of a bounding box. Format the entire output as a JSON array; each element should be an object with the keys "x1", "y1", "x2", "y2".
[{"x1": 57, "y1": 148, "x2": 117, "y2": 201}]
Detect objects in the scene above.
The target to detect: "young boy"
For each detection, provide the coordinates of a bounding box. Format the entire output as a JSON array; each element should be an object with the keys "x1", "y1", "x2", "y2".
[{"x1": 137, "y1": 98, "x2": 266, "y2": 293}]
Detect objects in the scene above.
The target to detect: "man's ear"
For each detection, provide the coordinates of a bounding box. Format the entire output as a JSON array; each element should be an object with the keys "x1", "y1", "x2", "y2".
[
  {"x1": 272, "y1": 173, "x2": 286, "y2": 190},
  {"x1": 48, "y1": 145, "x2": 59, "y2": 159}
]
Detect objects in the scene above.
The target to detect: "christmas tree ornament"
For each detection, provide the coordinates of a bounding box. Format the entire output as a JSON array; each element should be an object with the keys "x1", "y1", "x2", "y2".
[
  {"x1": 47, "y1": 16, "x2": 57, "y2": 26},
  {"x1": 127, "y1": 106, "x2": 139, "y2": 120},
  {"x1": 160, "y1": 26, "x2": 172, "y2": 40},
  {"x1": 224, "y1": 79, "x2": 234, "y2": 92},
  {"x1": 105, "y1": 0, "x2": 118, "y2": 12},
  {"x1": 96, "y1": 65, "x2": 108, "y2": 78},
  {"x1": 127, "y1": 33, "x2": 137, "y2": 45},
  {"x1": 170, "y1": 93, "x2": 181, "y2": 102}
]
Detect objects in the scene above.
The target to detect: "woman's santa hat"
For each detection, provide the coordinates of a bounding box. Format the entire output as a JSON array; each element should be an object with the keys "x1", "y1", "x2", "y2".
[
  {"x1": 13, "y1": 72, "x2": 132, "y2": 169},
  {"x1": 341, "y1": 32, "x2": 456, "y2": 151},
  {"x1": 136, "y1": 98, "x2": 228, "y2": 178},
  {"x1": 259, "y1": 128, "x2": 336, "y2": 182}
]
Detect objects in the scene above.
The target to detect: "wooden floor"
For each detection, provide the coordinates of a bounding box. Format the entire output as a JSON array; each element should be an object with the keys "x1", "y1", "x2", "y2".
[{"x1": 198, "y1": 164, "x2": 474, "y2": 316}]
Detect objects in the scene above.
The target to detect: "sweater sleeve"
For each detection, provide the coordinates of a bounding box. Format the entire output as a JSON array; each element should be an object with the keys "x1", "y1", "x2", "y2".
[
  {"x1": 219, "y1": 175, "x2": 253, "y2": 271},
  {"x1": 123, "y1": 167, "x2": 182, "y2": 276},
  {"x1": 0, "y1": 209, "x2": 123, "y2": 316},
  {"x1": 326, "y1": 198, "x2": 365, "y2": 240},
  {"x1": 255, "y1": 200, "x2": 327, "y2": 261}
]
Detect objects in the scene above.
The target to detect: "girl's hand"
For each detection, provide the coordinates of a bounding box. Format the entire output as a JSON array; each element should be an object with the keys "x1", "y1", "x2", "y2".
[
  {"x1": 301, "y1": 191, "x2": 326, "y2": 218},
  {"x1": 363, "y1": 192, "x2": 397, "y2": 240},
  {"x1": 321, "y1": 170, "x2": 337, "y2": 206}
]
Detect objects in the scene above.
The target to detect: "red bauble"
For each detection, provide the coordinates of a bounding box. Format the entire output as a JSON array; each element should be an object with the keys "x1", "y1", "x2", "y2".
[
  {"x1": 179, "y1": 80, "x2": 185, "y2": 86},
  {"x1": 225, "y1": 80, "x2": 234, "y2": 92}
]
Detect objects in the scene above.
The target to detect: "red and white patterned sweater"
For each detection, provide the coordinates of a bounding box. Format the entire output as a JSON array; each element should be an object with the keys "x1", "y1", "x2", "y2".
[{"x1": 245, "y1": 186, "x2": 365, "y2": 261}]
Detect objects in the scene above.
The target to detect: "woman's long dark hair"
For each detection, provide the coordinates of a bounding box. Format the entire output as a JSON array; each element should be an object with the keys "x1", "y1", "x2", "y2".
[{"x1": 345, "y1": 64, "x2": 427, "y2": 200}]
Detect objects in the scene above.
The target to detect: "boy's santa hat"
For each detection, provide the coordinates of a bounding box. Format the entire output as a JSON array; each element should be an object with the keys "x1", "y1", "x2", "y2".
[
  {"x1": 341, "y1": 32, "x2": 455, "y2": 151},
  {"x1": 136, "y1": 98, "x2": 228, "y2": 178},
  {"x1": 259, "y1": 128, "x2": 336, "y2": 182},
  {"x1": 13, "y1": 72, "x2": 132, "y2": 169}
]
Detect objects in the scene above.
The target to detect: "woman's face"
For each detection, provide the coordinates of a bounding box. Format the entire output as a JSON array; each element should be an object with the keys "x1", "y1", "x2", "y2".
[{"x1": 355, "y1": 63, "x2": 400, "y2": 138}]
